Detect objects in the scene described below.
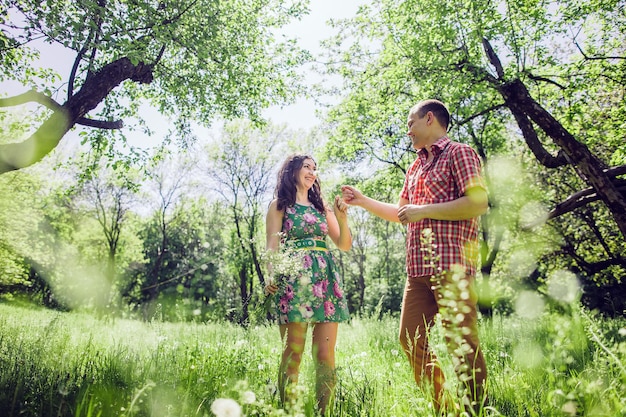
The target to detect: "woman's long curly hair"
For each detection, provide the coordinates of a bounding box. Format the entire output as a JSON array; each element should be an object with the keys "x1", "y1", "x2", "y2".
[{"x1": 275, "y1": 153, "x2": 325, "y2": 213}]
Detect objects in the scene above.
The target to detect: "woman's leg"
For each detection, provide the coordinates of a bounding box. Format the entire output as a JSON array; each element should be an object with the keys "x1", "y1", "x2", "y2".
[
  {"x1": 279, "y1": 322, "x2": 308, "y2": 408},
  {"x1": 312, "y1": 322, "x2": 338, "y2": 416}
]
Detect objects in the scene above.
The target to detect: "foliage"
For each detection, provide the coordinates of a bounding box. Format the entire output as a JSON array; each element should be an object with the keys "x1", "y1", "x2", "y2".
[
  {"x1": 124, "y1": 197, "x2": 229, "y2": 322},
  {"x1": 0, "y1": 0, "x2": 311, "y2": 172},
  {"x1": 337, "y1": 170, "x2": 407, "y2": 316},
  {"x1": 319, "y1": 0, "x2": 626, "y2": 314},
  {"x1": 0, "y1": 119, "x2": 359, "y2": 322},
  {"x1": 0, "y1": 172, "x2": 44, "y2": 296}
]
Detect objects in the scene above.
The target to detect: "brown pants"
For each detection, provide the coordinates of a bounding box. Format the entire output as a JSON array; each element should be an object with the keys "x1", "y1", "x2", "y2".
[{"x1": 399, "y1": 272, "x2": 487, "y2": 411}]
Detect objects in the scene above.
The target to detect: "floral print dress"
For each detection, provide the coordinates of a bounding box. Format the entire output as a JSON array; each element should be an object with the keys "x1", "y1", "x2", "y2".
[{"x1": 273, "y1": 203, "x2": 350, "y2": 324}]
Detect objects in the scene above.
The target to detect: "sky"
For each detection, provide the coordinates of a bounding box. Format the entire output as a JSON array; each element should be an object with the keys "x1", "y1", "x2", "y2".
[
  {"x1": 263, "y1": 0, "x2": 364, "y2": 129},
  {"x1": 1, "y1": 1, "x2": 365, "y2": 146}
]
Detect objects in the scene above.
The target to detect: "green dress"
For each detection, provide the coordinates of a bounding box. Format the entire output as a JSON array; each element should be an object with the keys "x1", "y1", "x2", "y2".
[{"x1": 273, "y1": 203, "x2": 350, "y2": 324}]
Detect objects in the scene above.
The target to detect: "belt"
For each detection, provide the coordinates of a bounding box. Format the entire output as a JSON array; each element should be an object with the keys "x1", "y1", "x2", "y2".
[{"x1": 285, "y1": 238, "x2": 328, "y2": 251}]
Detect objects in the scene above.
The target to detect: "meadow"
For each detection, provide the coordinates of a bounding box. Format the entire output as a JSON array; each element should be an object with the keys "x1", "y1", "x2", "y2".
[{"x1": 0, "y1": 301, "x2": 624, "y2": 417}]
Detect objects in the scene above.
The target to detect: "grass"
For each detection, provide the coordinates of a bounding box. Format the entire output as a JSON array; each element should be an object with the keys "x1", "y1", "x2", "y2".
[{"x1": 0, "y1": 301, "x2": 624, "y2": 417}]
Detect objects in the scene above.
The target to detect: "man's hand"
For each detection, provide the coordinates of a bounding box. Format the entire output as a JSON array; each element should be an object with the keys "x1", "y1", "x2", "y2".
[
  {"x1": 341, "y1": 185, "x2": 364, "y2": 206},
  {"x1": 397, "y1": 204, "x2": 425, "y2": 225}
]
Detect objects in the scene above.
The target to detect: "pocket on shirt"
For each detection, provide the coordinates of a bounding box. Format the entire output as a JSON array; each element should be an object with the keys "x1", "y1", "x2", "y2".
[{"x1": 424, "y1": 170, "x2": 451, "y2": 201}]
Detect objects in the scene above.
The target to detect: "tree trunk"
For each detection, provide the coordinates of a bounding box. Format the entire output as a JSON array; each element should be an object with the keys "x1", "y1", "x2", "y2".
[
  {"x1": 499, "y1": 78, "x2": 626, "y2": 238},
  {"x1": 356, "y1": 252, "x2": 366, "y2": 311},
  {"x1": 480, "y1": 38, "x2": 626, "y2": 239},
  {"x1": 239, "y1": 266, "x2": 250, "y2": 326}
]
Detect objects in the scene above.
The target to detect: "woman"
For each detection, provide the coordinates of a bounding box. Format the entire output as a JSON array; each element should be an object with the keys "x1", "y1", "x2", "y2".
[{"x1": 265, "y1": 153, "x2": 351, "y2": 415}]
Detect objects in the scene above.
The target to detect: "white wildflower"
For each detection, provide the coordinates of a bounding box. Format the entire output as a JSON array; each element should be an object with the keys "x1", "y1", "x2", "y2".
[
  {"x1": 241, "y1": 390, "x2": 256, "y2": 404},
  {"x1": 210, "y1": 398, "x2": 242, "y2": 417},
  {"x1": 561, "y1": 401, "x2": 577, "y2": 416},
  {"x1": 266, "y1": 381, "x2": 277, "y2": 396}
]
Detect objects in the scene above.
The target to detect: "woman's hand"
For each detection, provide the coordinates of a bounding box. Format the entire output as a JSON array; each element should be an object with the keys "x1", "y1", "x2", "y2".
[
  {"x1": 264, "y1": 282, "x2": 279, "y2": 296},
  {"x1": 333, "y1": 195, "x2": 348, "y2": 220}
]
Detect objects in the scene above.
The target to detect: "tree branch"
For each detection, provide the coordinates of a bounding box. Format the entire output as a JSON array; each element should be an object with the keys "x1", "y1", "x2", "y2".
[
  {"x1": 1, "y1": 57, "x2": 153, "y2": 174},
  {"x1": 524, "y1": 71, "x2": 567, "y2": 90},
  {"x1": 0, "y1": 90, "x2": 124, "y2": 129},
  {"x1": 524, "y1": 165, "x2": 626, "y2": 228},
  {"x1": 574, "y1": 40, "x2": 626, "y2": 61},
  {"x1": 481, "y1": 38, "x2": 504, "y2": 78},
  {"x1": 481, "y1": 37, "x2": 626, "y2": 238},
  {"x1": 0, "y1": 90, "x2": 63, "y2": 111},
  {"x1": 455, "y1": 104, "x2": 506, "y2": 127},
  {"x1": 77, "y1": 117, "x2": 124, "y2": 129},
  {"x1": 509, "y1": 109, "x2": 569, "y2": 168}
]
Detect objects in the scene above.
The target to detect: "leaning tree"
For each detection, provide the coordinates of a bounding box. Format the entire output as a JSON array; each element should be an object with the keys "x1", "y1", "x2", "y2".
[
  {"x1": 0, "y1": 0, "x2": 310, "y2": 173},
  {"x1": 320, "y1": 0, "x2": 626, "y2": 313}
]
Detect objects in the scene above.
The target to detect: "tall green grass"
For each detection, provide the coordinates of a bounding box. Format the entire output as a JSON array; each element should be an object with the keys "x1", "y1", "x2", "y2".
[{"x1": 0, "y1": 302, "x2": 624, "y2": 417}]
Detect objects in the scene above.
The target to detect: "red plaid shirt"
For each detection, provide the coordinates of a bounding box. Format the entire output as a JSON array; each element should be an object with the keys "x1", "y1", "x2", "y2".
[{"x1": 400, "y1": 136, "x2": 486, "y2": 277}]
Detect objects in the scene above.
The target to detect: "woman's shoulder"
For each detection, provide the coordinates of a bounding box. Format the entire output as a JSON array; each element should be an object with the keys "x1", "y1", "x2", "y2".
[{"x1": 267, "y1": 199, "x2": 286, "y2": 215}]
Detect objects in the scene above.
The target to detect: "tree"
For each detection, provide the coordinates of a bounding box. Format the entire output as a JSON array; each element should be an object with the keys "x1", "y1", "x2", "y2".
[
  {"x1": 320, "y1": 0, "x2": 626, "y2": 312},
  {"x1": 0, "y1": 171, "x2": 45, "y2": 299},
  {"x1": 203, "y1": 120, "x2": 291, "y2": 325},
  {"x1": 132, "y1": 148, "x2": 195, "y2": 318},
  {"x1": 71, "y1": 156, "x2": 140, "y2": 310},
  {"x1": 0, "y1": 0, "x2": 310, "y2": 173},
  {"x1": 0, "y1": 163, "x2": 118, "y2": 310},
  {"x1": 358, "y1": 174, "x2": 406, "y2": 315},
  {"x1": 330, "y1": 172, "x2": 406, "y2": 315},
  {"x1": 125, "y1": 196, "x2": 228, "y2": 321}
]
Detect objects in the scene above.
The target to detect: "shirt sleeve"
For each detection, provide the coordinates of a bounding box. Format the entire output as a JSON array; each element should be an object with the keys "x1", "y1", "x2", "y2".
[{"x1": 450, "y1": 144, "x2": 486, "y2": 196}]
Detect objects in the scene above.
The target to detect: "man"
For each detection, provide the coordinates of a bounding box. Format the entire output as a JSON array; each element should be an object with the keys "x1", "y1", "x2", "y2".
[{"x1": 341, "y1": 99, "x2": 488, "y2": 414}]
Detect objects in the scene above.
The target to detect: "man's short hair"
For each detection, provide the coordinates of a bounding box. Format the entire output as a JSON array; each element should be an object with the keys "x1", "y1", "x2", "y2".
[{"x1": 412, "y1": 99, "x2": 450, "y2": 130}]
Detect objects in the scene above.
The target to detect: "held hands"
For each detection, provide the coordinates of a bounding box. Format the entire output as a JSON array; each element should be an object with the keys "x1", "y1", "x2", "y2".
[{"x1": 343, "y1": 184, "x2": 426, "y2": 225}]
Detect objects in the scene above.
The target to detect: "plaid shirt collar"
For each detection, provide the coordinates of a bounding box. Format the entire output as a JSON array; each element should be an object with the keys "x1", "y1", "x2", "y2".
[{"x1": 417, "y1": 135, "x2": 450, "y2": 164}]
